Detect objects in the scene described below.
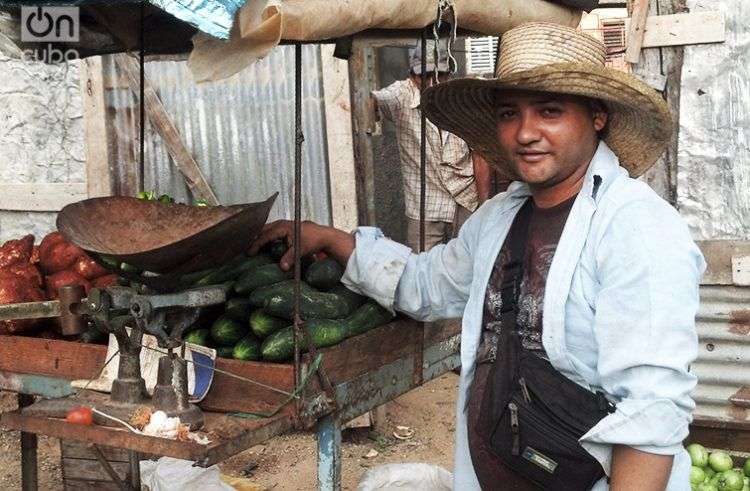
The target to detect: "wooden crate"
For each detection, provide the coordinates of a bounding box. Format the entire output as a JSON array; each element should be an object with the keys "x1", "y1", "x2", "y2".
[{"x1": 60, "y1": 440, "x2": 135, "y2": 490}]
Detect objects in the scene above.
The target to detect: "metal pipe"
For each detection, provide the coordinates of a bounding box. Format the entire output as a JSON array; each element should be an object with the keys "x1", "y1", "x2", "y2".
[
  {"x1": 18, "y1": 393, "x2": 37, "y2": 491},
  {"x1": 293, "y1": 42, "x2": 303, "y2": 396},
  {"x1": 139, "y1": 0, "x2": 145, "y2": 192},
  {"x1": 419, "y1": 31, "x2": 427, "y2": 253}
]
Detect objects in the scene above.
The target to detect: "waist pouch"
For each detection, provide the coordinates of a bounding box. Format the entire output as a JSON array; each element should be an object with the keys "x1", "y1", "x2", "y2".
[
  {"x1": 481, "y1": 329, "x2": 615, "y2": 489},
  {"x1": 479, "y1": 199, "x2": 615, "y2": 490}
]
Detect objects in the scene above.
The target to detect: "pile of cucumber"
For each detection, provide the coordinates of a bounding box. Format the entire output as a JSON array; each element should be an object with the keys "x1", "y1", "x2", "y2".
[{"x1": 182, "y1": 241, "x2": 394, "y2": 362}]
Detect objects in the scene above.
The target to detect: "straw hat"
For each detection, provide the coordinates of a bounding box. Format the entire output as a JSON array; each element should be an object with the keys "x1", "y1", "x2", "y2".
[{"x1": 422, "y1": 22, "x2": 672, "y2": 177}]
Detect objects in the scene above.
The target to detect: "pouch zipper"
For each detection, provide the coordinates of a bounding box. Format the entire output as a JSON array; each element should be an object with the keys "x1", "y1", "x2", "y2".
[
  {"x1": 513, "y1": 398, "x2": 591, "y2": 459},
  {"x1": 508, "y1": 402, "x2": 520, "y2": 456}
]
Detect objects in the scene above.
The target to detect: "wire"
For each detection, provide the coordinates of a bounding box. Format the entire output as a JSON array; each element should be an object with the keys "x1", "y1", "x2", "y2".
[{"x1": 137, "y1": 343, "x2": 297, "y2": 398}]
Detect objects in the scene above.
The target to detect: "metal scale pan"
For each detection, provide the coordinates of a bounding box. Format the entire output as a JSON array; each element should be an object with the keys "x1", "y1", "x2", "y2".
[{"x1": 56, "y1": 193, "x2": 278, "y2": 291}]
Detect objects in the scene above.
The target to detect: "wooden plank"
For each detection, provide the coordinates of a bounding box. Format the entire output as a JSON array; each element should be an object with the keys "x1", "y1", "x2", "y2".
[
  {"x1": 80, "y1": 56, "x2": 113, "y2": 198},
  {"x1": 113, "y1": 54, "x2": 219, "y2": 205},
  {"x1": 62, "y1": 440, "x2": 131, "y2": 463},
  {"x1": 0, "y1": 336, "x2": 106, "y2": 380},
  {"x1": 625, "y1": 0, "x2": 650, "y2": 64},
  {"x1": 689, "y1": 419, "x2": 750, "y2": 453},
  {"x1": 637, "y1": 11, "x2": 725, "y2": 48},
  {"x1": 64, "y1": 479, "x2": 122, "y2": 491},
  {"x1": 1, "y1": 409, "x2": 293, "y2": 466},
  {"x1": 61, "y1": 458, "x2": 129, "y2": 482},
  {"x1": 200, "y1": 358, "x2": 295, "y2": 414},
  {"x1": 0, "y1": 183, "x2": 87, "y2": 212},
  {"x1": 321, "y1": 44, "x2": 358, "y2": 231},
  {"x1": 697, "y1": 240, "x2": 750, "y2": 285}
]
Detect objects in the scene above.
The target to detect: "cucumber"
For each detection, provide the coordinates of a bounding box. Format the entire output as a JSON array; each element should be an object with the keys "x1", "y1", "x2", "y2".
[
  {"x1": 263, "y1": 289, "x2": 353, "y2": 320},
  {"x1": 264, "y1": 240, "x2": 288, "y2": 261},
  {"x1": 248, "y1": 280, "x2": 314, "y2": 307},
  {"x1": 184, "y1": 328, "x2": 210, "y2": 347},
  {"x1": 261, "y1": 319, "x2": 348, "y2": 362},
  {"x1": 225, "y1": 298, "x2": 252, "y2": 321},
  {"x1": 345, "y1": 302, "x2": 395, "y2": 337},
  {"x1": 304, "y1": 258, "x2": 344, "y2": 290},
  {"x1": 194, "y1": 254, "x2": 272, "y2": 287},
  {"x1": 234, "y1": 263, "x2": 293, "y2": 295},
  {"x1": 179, "y1": 267, "x2": 216, "y2": 286},
  {"x1": 233, "y1": 335, "x2": 262, "y2": 361},
  {"x1": 210, "y1": 316, "x2": 246, "y2": 346},
  {"x1": 249, "y1": 309, "x2": 289, "y2": 338},
  {"x1": 327, "y1": 284, "x2": 366, "y2": 312},
  {"x1": 216, "y1": 346, "x2": 235, "y2": 358}
]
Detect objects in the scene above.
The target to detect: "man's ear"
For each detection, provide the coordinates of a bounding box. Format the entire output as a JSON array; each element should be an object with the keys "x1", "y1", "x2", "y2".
[{"x1": 593, "y1": 110, "x2": 608, "y2": 132}]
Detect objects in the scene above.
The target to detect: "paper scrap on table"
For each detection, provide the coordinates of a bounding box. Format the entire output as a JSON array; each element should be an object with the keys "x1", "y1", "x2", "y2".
[{"x1": 71, "y1": 330, "x2": 216, "y2": 402}]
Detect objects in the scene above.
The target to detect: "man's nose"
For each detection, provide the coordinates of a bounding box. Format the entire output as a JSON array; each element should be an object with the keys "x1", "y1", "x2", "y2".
[{"x1": 515, "y1": 112, "x2": 541, "y2": 145}]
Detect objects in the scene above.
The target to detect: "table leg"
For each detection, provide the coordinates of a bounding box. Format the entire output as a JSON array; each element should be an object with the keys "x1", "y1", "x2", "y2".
[
  {"x1": 18, "y1": 393, "x2": 38, "y2": 491},
  {"x1": 317, "y1": 414, "x2": 342, "y2": 491},
  {"x1": 129, "y1": 451, "x2": 141, "y2": 490}
]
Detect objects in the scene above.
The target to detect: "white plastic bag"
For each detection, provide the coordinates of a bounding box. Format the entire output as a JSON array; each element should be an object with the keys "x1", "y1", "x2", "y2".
[
  {"x1": 140, "y1": 457, "x2": 234, "y2": 491},
  {"x1": 357, "y1": 463, "x2": 453, "y2": 491}
]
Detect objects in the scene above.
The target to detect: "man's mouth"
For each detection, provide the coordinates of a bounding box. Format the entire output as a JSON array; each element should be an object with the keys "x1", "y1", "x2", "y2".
[{"x1": 516, "y1": 150, "x2": 550, "y2": 163}]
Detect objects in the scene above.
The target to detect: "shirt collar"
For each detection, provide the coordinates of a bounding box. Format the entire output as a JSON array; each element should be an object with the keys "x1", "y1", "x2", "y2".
[{"x1": 504, "y1": 140, "x2": 623, "y2": 202}]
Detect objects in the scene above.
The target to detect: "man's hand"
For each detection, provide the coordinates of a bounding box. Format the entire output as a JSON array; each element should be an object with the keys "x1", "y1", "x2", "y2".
[
  {"x1": 609, "y1": 445, "x2": 673, "y2": 491},
  {"x1": 249, "y1": 220, "x2": 355, "y2": 271}
]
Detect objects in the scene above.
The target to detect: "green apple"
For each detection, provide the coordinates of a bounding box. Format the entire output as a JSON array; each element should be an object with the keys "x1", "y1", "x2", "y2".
[
  {"x1": 744, "y1": 459, "x2": 750, "y2": 478},
  {"x1": 689, "y1": 444, "x2": 710, "y2": 467},
  {"x1": 710, "y1": 452, "x2": 735, "y2": 473}
]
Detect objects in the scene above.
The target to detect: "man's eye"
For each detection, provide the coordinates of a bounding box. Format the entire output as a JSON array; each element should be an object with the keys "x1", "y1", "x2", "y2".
[
  {"x1": 541, "y1": 107, "x2": 561, "y2": 116},
  {"x1": 498, "y1": 110, "x2": 515, "y2": 119}
]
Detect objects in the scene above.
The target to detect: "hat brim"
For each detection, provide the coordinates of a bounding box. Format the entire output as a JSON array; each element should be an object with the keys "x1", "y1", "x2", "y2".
[{"x1": 422, "y1": 63, "x2": 672, "y2": 178}]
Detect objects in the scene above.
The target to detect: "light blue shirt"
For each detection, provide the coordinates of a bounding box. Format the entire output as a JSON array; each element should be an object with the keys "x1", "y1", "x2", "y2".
[{"x1": 342, "y1": 142, "x2": 705, "y2": 490}]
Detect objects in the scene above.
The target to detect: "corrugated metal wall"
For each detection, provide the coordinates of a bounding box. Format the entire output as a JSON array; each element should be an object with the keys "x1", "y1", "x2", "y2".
[
  {"x1": 693, "y1": 286, "x2": 750, "y2": 423},
  {"x1": 102, "y1": 45, "x2": 332, "y2": 225}
]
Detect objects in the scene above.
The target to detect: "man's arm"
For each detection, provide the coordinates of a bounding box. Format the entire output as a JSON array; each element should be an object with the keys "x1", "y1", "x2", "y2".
[
  {"x1": 472, "y1": 152, "x2": 492, "y2": 204},
  {"x1": 610, "y1": 446, "x2": 673, "y2": 491}
]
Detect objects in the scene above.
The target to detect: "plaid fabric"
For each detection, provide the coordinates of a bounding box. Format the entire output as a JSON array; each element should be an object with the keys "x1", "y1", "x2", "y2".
[{"x1": 373, "y1": 79, "x2": 478, "y2": 222}]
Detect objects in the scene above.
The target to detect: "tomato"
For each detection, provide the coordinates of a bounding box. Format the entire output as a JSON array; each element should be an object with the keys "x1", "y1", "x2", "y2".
[
  {"x1": 710, "y1": 452, "x2": 735, "y2": 473},
  {"x1": 688, "y1": 443, "x2": 710, "y2": 467},
  {"x1": 65, "y1": 406, "x2": 93, "y2": 425},
  {"x1": 692, "y1": 467, "x2": 708, "y2": 485}
]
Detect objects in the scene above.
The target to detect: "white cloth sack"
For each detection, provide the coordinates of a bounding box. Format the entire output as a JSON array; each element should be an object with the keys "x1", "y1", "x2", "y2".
[
  {"x1": 357, "y1": 463, "x2": 453, "y2": 491},
  {"x1": 140, "y1": 457, "x2": 234, "y2": 491}
]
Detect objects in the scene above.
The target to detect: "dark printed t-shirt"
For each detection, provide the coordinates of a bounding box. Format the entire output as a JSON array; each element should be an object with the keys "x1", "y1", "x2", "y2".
[{"x1": 468, "y1": 194, "x2": 577, "y2": 489}]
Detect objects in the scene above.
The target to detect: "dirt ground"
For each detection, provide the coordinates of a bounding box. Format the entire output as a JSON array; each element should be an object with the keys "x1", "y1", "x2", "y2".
[{"x1": 0, "y1": 372, "x2": 458, "y2": 490}]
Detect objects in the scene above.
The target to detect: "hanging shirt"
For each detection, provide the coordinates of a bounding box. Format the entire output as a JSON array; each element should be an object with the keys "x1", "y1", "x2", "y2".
[{"x1": 372, "y1": 78, "x2": 479, "y2": 222}]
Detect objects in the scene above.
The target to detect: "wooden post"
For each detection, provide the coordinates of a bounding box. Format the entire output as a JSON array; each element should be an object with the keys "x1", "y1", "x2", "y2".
[
  {"x1": 321, "y1": 45, "x2": 358, "y2": 231},
  {"x1": 632, "y1": 0, "x2": 688, "y2": 205},
  {"x1": 625, "y1": 0, "x2": 650, "y2": 64},
  {"x1": 80, "y1": 56, "x2": 113, "y2": 198},
  {"x1": 113, "y1": 54, "x2": 220, "y2": 205}
]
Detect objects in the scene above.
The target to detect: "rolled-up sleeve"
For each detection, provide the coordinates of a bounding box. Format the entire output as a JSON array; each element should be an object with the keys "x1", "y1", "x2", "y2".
[
  {"x1": 580, "y1": 198, "x2": 706, "y2": 475},
  {"x1": 342, "y1": 206, "x2": 482, "y2": 321}
]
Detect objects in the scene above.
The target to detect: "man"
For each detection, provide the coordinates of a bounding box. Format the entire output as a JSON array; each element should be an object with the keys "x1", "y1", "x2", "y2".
[
  {"x1": 252, "y1": 23, "x2": 704, "y2": 490},
  {"x1": 372, "y1": 40, "x2": 492, "y2": 250}
]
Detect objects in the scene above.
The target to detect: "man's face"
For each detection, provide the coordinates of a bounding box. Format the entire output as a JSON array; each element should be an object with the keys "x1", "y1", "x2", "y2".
[
  {"x1": 411, "y1": 71, "x2": 450, "y2": 89},
  {"x1": 494, "y1": 90, "x2": 608, "y2": 188}
]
